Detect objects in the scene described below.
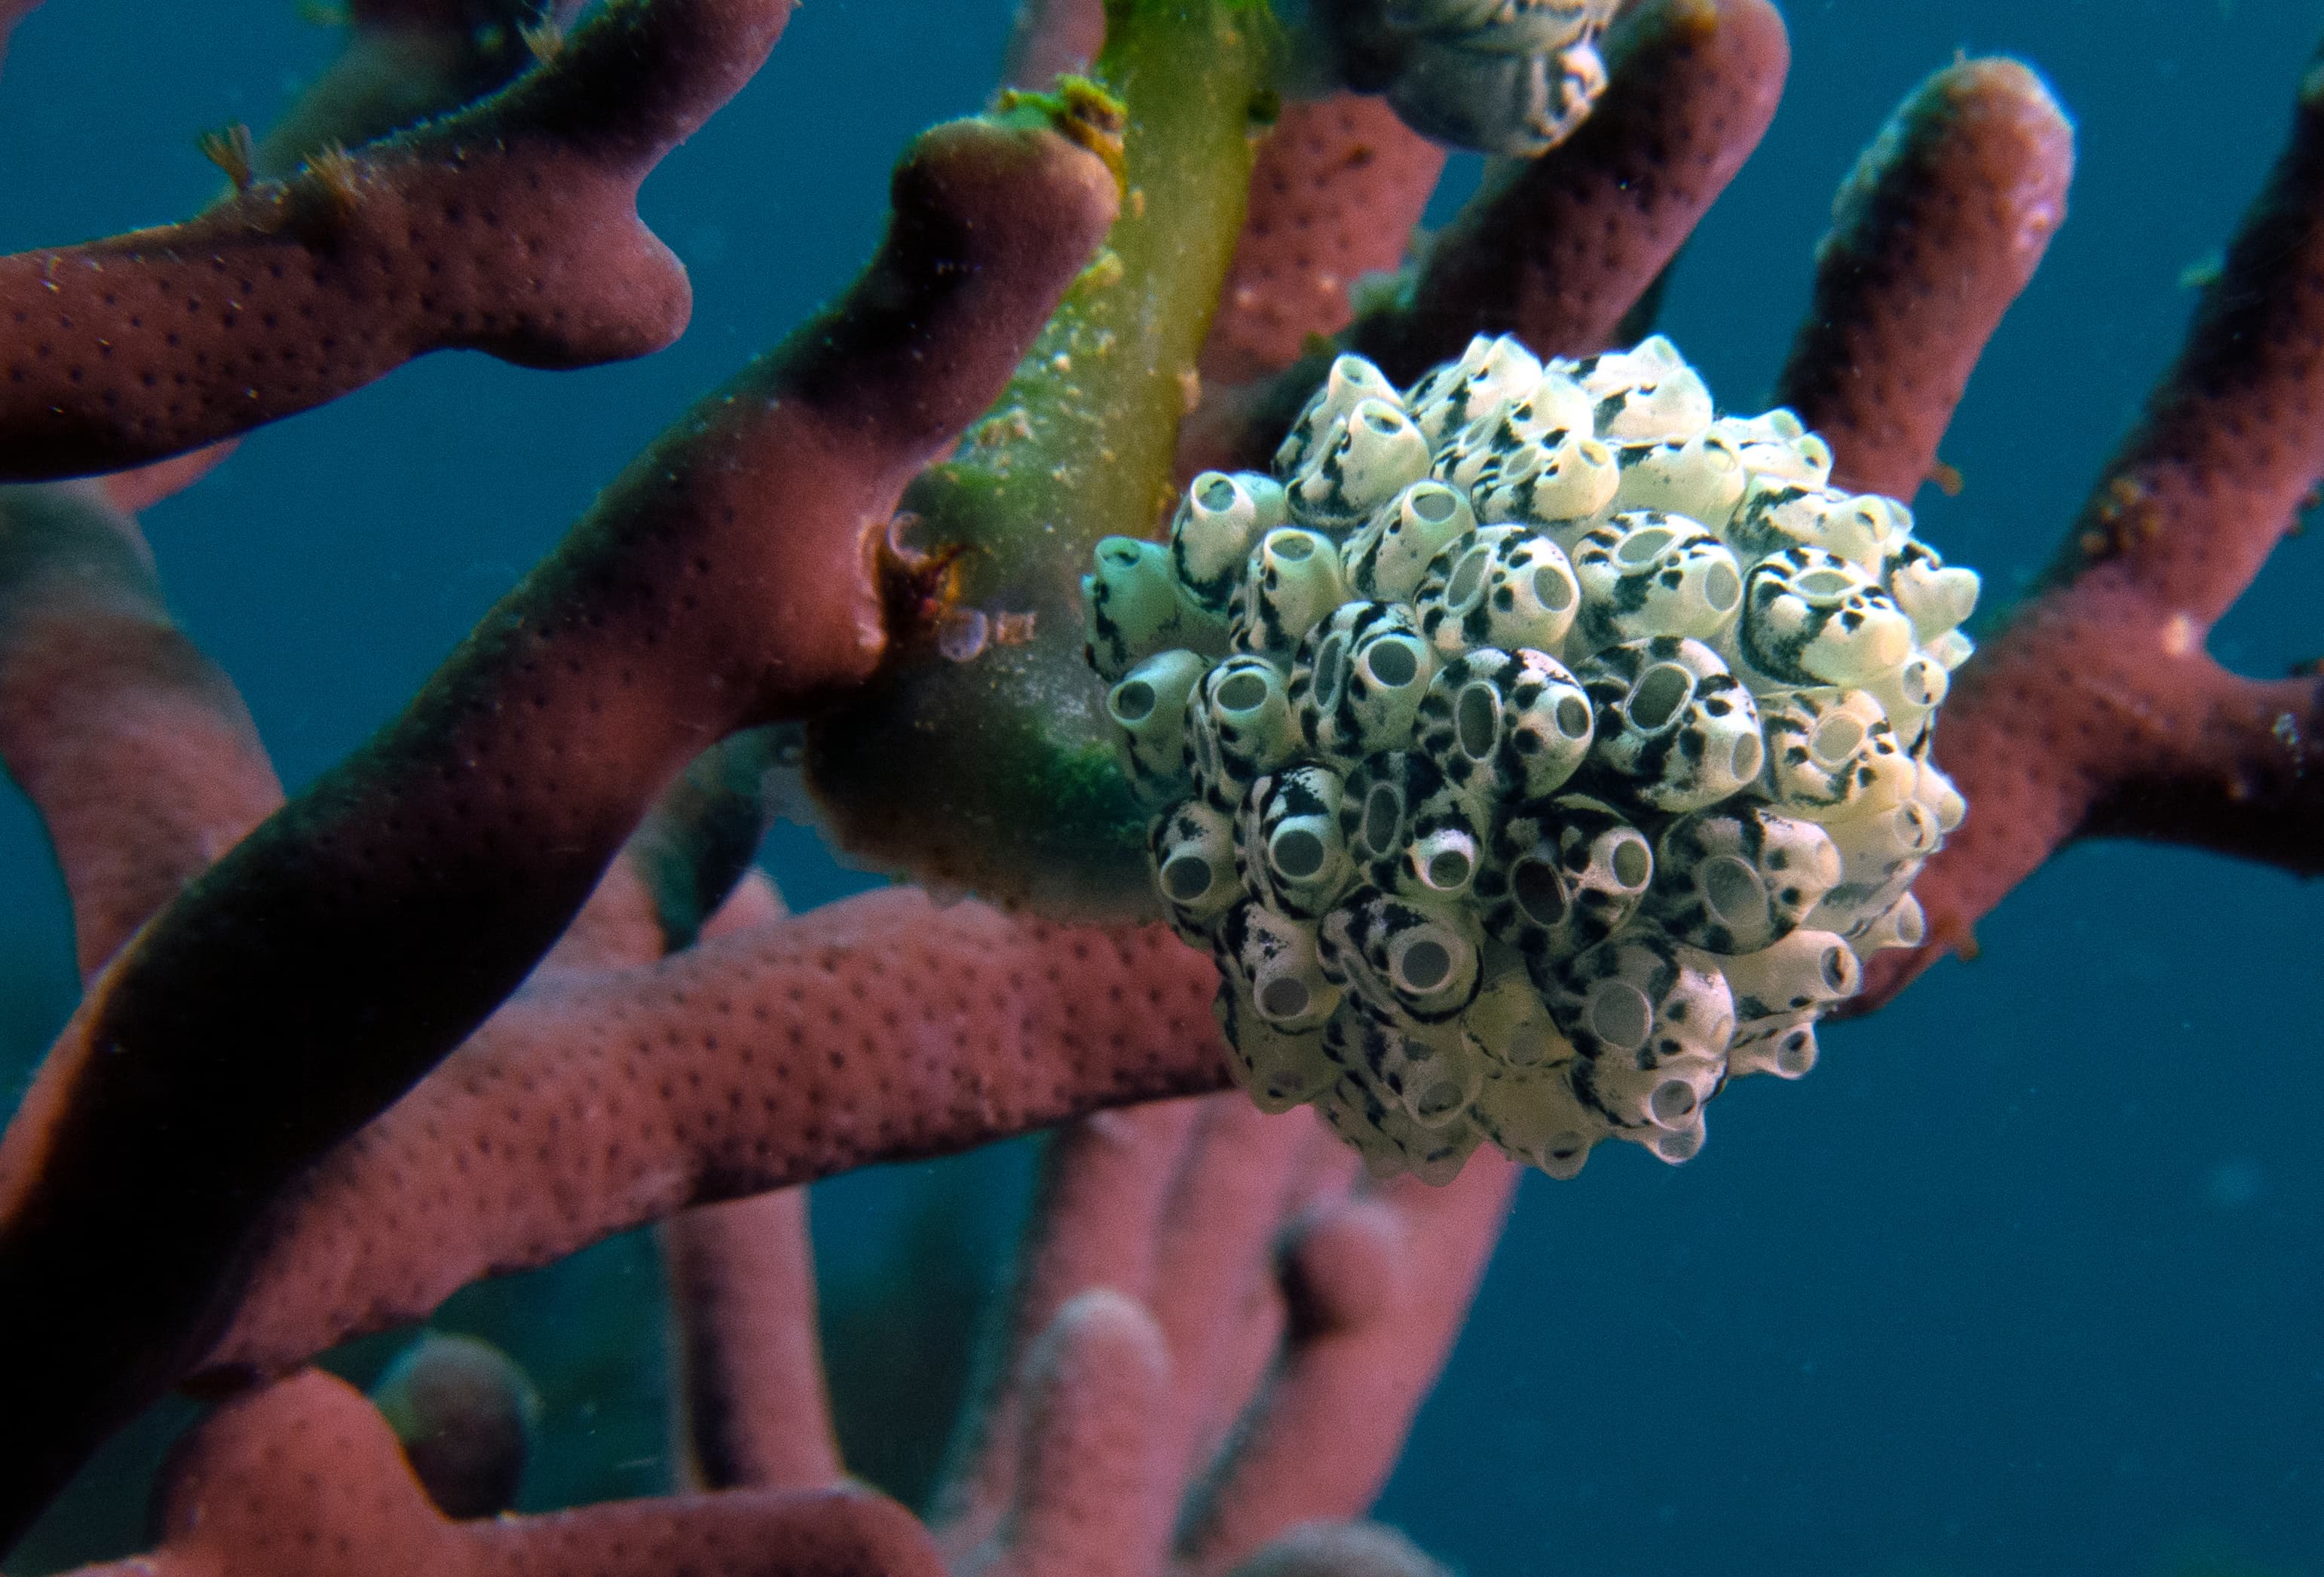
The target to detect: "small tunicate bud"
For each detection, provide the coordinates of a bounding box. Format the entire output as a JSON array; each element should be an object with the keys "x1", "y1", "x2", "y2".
[
  {"x1": 1887, "y1": 538, "x2": 1982, "y2": 642},
  {"x1": 1728, "y1": 1018, "x2": 1822, "y2": 1081},
  {"x1": 1276, "y1": 354, "x2": 1401, "y2": 477},
  {"x1": 1544, "y1": 930, "x2": 1735, "y2": 1099},
  {"x1": 1566, "y1": 335, "x2": 1713, "y2": 447},
  {"x1": 1231, "y1": 528, "x2": 1349, "y2": 658},
  {"x1": 1314, "y1": 1073, "x2": 1482, "y2": 1184},
  {"x1": 1216, "y1": 899, "x2": 1342, "y2": 1033},
  {"x1": 1413, "y1": 525, "x2": 1581, "y2": 657},
  {"x1": 1345, "y1": 480, "x2": 1477, "y2": 602},
  {"x1": 1172, "y1": 470, "x2": 1287, "y2": 612},
  {"x1": 1338, "y1": 749, "x2": 1484, "y2": 901},
  {"x1": 1150, "y1": 799, "x2": 1239, "y2": 943},
  {"x1": 1290, "y1": 399, "x2": 1433, "y2": 529},
  {"x1": 1759, "y1": 687, "x2": 1916, "y2": 823},
  {"x1": 1319, "y1": 886, "x2": 1485, "y2": 1026},
  {"x1": 1863, "y1": 651, "x2": 1951, "y2": 743},
  {"x1": 1576, "y1": 637, "x2": 1765, "y2": 813},
  {"x1": 1725, "y1": 479, "x2": 1903, "y2": 571},
  {"x1": 1914, "y1": 751, "x2": 1967, "y2": 834},
  {"x1": 1477, "y1": 795, "x2": 1653, "y2": 966},
  {"x1": 1416, "y1": 645, "x2": 1594, "y2": 809},
  {"x1": 1471, "y1": 428, "x2": 1621, "y2": 527},
  {"x1": 1725, "y1": 546, "x2": 1915, "y2": 691},
  {"x1": 1461, "y1": 970, "x2": 1577, "y2": 1070},
  {"x1": 1809, "y1": 797, "x2": 1944, "y2": 935},
  {"x1": 1083, "y1": 536, "x2": 1220, "y2": 681},
  {"x1": 1107, "y1": 649, "x2": 1208, "y2": 804},
  {"x1": 1236, "y1": 762, "x2": 1355, "y2": 919},
  {"x1": 1405, "y1": 332, "x2": 1543, "y2": 447},
  {"x1": 1925, "y1": 628, "x2": 1975, "y2": 670},
  {"x1": 1721, "y1": 926, "x2": 1861, "y2": 1051},
  {"x1": 1615, "y1": 427, "x2": 1747, "y2": 526},
  {"x1": 1215, "y1": 982, "x2": 1337, "y2": 1112},
  {"x1": 1446, "y1": 366, "x2": 1596, "y2": 460},
  {"x1": 1291, "y1": 600, "x2": 1437, "y2": 761},
  {"x1": 1569, "y1": 511, "x2": 1745, "y2": 651},
  {"x1": 1186, "y1": 655, "x2": 1300, "y2": 811},
  {"x1": 1710, "y1": 409, "x2": 1833, "y2": 488},
  {"x1": 1646, "y1": 804, "x2": 1843, "y2": 954},
  {"x1": 1849, "y1": 892, "x2": 1927, "y2": 954},
  {"x1": 1324, "y1": 1006, "x2": 1483, "y2": 1129},
  {"x1": 1472, "y1": 1061, "x2": 1600, "y2": 1177}
]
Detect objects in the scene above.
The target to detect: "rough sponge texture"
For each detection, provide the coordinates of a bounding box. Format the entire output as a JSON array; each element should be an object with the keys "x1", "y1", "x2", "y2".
[
  {"x1": 1200, "y1": 93, "x2": 1446, "y2": 385},
  {"x1": 63, "y1": 1368, "x2": 945, "y2": 1577},
  {"x1": 1084, "y1": 333, "x2": 1973, "y2": 1180},
  {"x1": 207, "y1": 892, "x2": 1221, "y2": 1376},
  {"x1": 1774, "y1": 57, "x2": 2074, "y2": 501}
]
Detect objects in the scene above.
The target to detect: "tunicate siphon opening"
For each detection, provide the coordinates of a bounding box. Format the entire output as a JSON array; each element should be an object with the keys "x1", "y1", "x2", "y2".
[
  {"x1": 1651, "y1": 1125, "x2": 1703, "y2": 1162},
  {"x1": 1498, "y1": 444, "x2": 1545, "y2": 485},
  {"x1": 1730, "y1": 730, "x2": 1765, "y2": 782},
  {"x1": 1456, "y1": 682, "x2": 1500, "y2": 759},
  {"x1": 1446, "y1": 547, "x2": 1492, "y2": 611},
  {"x1": 1364, "y1": 406, "x2": 1404, "y2": 434},
  {"x1": 1820, "y1": 944, "x2": 1859, "y2": 994},
  {"x1": 1364, "y1": 636, "x2": 1422, "y2": 690},
  {"x1": 1587, "y1": 980, "x2": 1652, "y2": 1051},
  {"x1": 1532, "y1": 565, "x2": 1575, "y2": 611},
  {"x1": 1775, "y1": 1029, "x2": 1817, "y2": 1077},
  {"x1": 1808, "y1": 713, "x2": 1863, "y2": 766},
  {"x1": 1162, "y1": 854, "x2": 1214, "y2": 903},
  {"x1": 1513, "y1": 856, "x2": 1569, "y2": 927},
  {"x1": 1272, "y1": 828, "x2": 1325, "y2": 880},
  {"x1": 1897, "y1": 801, "x2": 1940, "y2": 853},
  {"x1": 1556, "y1": 695, "x2": 1591, "y2": 737},
  {"x1": 1649, "y1": 1077, "x2": 1698, "y2": 1127},
  {"x1": 1425, "y1": 848, "x2": 1472, "y2": 890},
  {"x1": 1796, "y1": 569, "x2": 1854, "y2": 603},
  {"x1": 1218, "y1": 669, "x2": 1269, "y2": 713},
  {"x1": 1259, "y1": 976, "x2": 1312, "y2": 1020},
  {"x1": 1197, "y1": 473, "x2": 1239, "y2": 511},
  {"x1": 1702, "y1": 856, "x2": 1768, "y2": 930},
  {"x1": 1610, "y1": 832, "x2": 1652, "y2": 890},
  {"x1": 1706, "y1": 562, "x2": 1741, "y2": 611},
  {"x1": 1628, "y1": 663, "x2": 1692, "y2": 730},
  {"x1": 1361, "y1": 782, "x2": 1403, "y2": 856},
  {"x1": 1109, "y1": 680, "x2": 1156, "y2": 724},
  {"x1": 1503, "y1": 1020, "x2": 1554, "y2": 1067},
  {"x1": 1887, "y1": 899, "x2": 1928, "y2": 946},
  {"x1": 1100, "y1": 541, "x2": 1142, "y2": 569},
  {"x1": 1394, "y1": 935, "x2": 1455, "y2": 994},
  {"x1": 1615, "y1": 526, "x2": 1674, "y2": 568},
  {"x1": 1272, "y1": 531, "x2": 1315, "y2": 562},
  {"x1": 1412, "y1": 483, "x2": 1458, "y2": 522},
  {"x1": 1414, "y1": 1074, "x2": 1466, "y2": 1123},
  {"x1": 1542, "y1": 1132, "x2": 1590, "y2": 1177}
]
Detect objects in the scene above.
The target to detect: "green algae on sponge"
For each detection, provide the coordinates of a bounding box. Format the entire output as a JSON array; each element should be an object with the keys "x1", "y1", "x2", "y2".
[
  {"x1": 1275, "y1": 0, "x2": 1624, "y2": 156},
  {"x1": 1081, "y1": 333, "x2": 1977, "y2": 1183}
]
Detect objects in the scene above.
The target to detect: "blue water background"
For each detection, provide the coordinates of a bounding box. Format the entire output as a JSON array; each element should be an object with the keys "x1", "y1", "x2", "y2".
[{"x1": 0, "y1": 1, "x2": 2319, "y2": 1572}]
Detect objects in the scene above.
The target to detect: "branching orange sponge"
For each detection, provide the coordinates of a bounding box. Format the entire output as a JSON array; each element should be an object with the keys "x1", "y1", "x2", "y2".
[{"x1": 1082, "y1": 334, "x2": 1976, "y2": 1181}]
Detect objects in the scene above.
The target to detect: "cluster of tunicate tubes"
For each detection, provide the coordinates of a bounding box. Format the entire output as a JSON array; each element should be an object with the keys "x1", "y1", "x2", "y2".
[
  {"x1": 1080, "y1": 333, "x2": 1977, "y2": 1183},
  {"x1": 1274, "y1": 0, "x2": 1622, "y2": 156}
]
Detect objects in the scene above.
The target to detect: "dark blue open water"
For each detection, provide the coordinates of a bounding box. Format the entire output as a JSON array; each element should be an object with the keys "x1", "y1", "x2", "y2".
[{"x1": 0, "y1": 2, "x2": 2318, "y2": 1572}]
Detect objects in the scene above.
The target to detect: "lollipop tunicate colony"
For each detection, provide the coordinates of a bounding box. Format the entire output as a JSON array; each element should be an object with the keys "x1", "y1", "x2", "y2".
[{"x1": 1082, "y1": 335, "x2": 1977, "y2": 1183}]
